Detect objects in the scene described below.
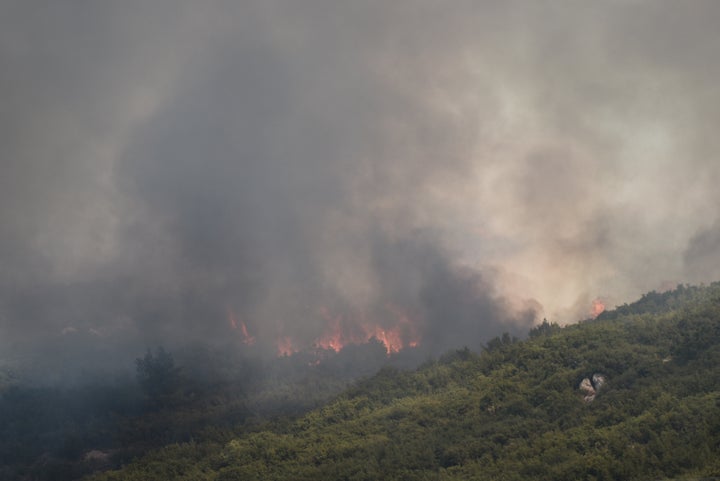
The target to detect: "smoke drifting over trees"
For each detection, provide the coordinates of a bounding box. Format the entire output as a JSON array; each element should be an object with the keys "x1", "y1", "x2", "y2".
[{"x1": 2, "y1": 1, "x2": 720, "y2": 371}]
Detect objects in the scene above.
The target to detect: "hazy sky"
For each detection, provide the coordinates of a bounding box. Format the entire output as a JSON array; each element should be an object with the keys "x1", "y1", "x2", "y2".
[{"x1": 2, "y1": 1, "x2": 720, "y2": 361}]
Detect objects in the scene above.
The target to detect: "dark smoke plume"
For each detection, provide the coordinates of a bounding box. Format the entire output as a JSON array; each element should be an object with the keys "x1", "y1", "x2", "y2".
[{"x1": 2, "y1": 1, "x2": 720, "y2": 376}]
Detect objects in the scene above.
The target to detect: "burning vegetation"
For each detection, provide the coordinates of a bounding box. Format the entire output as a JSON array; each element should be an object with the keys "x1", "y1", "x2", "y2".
[
  {"x1": 228, "y1": 308, "x2": 256, "y2": 346},
  {"x1": 313, "y1": 306, "x2": 420, "y2": 355},
  {"x1": 229, "y1": 305, "x2": 423, "y2": 359}
]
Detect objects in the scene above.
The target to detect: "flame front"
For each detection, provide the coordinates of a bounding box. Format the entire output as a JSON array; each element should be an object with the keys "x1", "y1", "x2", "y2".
[
  {"x1": 244, "y1": 305, "x2": 422, "y2": 358},
  {"x1": 313, "y1": 305, "x2": 421, "y2": 355}
]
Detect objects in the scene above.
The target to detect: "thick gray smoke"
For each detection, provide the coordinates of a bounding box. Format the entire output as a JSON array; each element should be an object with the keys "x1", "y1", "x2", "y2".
[{"x1": 2, "y1": 1, "x2": 720, "y2": 374}]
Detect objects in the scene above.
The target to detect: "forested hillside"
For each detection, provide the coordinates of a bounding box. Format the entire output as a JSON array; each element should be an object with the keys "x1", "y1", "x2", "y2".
[
  {"x1": 0, "y1": 341, "x2": 396, "y2": 481},
  {"x1": 85, "y1": 283, "x2": 720, "y2": 481}
]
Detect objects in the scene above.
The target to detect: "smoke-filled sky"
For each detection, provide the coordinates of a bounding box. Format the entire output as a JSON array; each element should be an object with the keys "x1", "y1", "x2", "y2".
[{"x1": 2, "y1": 1, "x2": 720, "y2": 363}]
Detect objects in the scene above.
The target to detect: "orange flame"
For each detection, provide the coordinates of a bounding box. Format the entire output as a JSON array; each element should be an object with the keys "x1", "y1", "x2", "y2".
[
  {"x1": 259, "y1": 305, "x2": 423, "y2": 358},
  {"x1": 239, "y1": 320, "x2": 256, "y2": 345},
  {"x1": 313, "y1": 305, "x2": 421, "y2": 355},
  {"x1": 364, "y1": 325, "x2": 404, "y2": 353},
  {"x1": 315, "y1": 308, "x2": 347, "y2": 352},
  {"x1": 590, "y1": 298, "x2": 605, "y2": 318},
  {"x1": 276, "y1": 336, "x2": 297, "y2": 356},
  {"x1": 228, "y1": 308, "x2": 256, "y2": 345}
]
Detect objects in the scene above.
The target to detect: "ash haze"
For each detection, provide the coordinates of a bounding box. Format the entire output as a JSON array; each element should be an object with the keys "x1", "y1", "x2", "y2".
[{"x1": 2, "y1": 1, "x2": 720, "y2": 373}]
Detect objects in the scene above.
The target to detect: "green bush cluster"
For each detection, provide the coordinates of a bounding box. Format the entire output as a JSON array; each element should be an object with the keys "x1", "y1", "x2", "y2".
[{"x1": 86, "y1": 283, "x2": 720, "y2": 481}]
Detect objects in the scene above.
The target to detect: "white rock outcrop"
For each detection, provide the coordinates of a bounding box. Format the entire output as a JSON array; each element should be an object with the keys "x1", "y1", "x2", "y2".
[
  {"x1": 579, "y1": 373, "x2": 606, "y2": 402},
  {"x1": 579, "y1": 377, "x2": 596, "y2": 402}
]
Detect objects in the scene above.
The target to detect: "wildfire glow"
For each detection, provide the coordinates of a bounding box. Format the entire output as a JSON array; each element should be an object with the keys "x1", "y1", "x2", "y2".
[
  {"x1": 276, "y1": 336, "x2": 298, "y2": 356},
  {"x1": 265, "y1": 305, "x2": 423, "y2": 358},
  {"x1": 364, "y1": 325, "x2": 403, "y2": 353},
  {"x1": 312, "y1": 305, "x2": 421, "y2": 355},
  {"x1": 590, "y1": 298, "x2": 606, "y2": 318},
  {"x1": 315, "y1": 308, "x2": 346, "y2": 352},
  {"x1": 227, "y1": 308, "x2": 256, "y2": 345}
]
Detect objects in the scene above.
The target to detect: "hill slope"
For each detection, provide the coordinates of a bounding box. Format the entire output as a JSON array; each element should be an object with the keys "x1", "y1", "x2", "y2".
[{"x1": 89, "y1": 284, "x2": 720, "y2": 481}]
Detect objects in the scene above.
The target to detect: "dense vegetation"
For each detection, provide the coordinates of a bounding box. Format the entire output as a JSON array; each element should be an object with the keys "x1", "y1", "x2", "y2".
[
  {"x1": 79, "y1": 283, "x2": 720, "y2": 481},
  {"x1": 0, "y1": 341, "x2": 394, "y2": 480},
  {"x1": 2, "y1": 283, "x2": 720, "y2": 480}
]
